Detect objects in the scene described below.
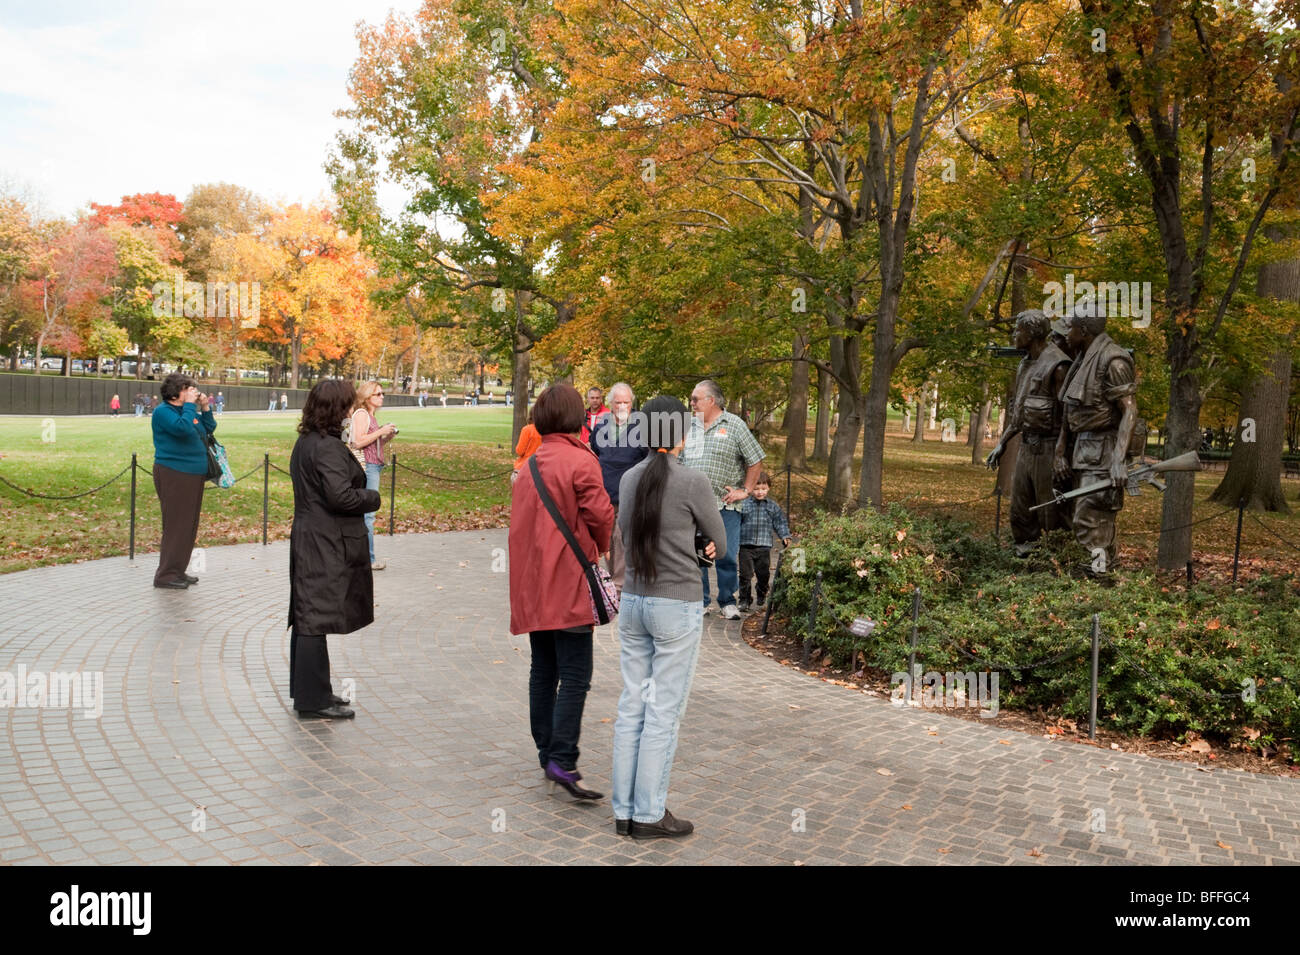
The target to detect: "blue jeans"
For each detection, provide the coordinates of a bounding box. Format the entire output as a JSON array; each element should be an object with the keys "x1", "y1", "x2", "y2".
[
  {"x1": 611, "y1": 594, "x2": 704, "y2": 823},
  {"x1": 364, "y1": 462, "x2": 383, "y2": 562},
  {"x1": 701, "y1": 508, "x2": 742, "y2": 608}
]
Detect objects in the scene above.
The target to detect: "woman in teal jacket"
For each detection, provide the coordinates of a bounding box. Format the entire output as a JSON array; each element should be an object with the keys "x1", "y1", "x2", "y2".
[{"x1": 150, "y1": 373, "x2": 216, "y2": 589}]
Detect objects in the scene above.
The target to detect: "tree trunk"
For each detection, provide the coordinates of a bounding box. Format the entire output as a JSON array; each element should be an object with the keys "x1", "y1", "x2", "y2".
[
  {"x1": 811, "y1": 367, "x2": 831, "y2": 462},
  {"x1": 969, "y1": 388, "x2": 991, "y2": 466},
  {"x1": 1210, "y1": 238, "x2": 1297, "y2": 512},
  {"x1": 822, "y1": 328, "x2": 862, "y2": 507},
  {"x1": 785, "y1": 328, "x2": 810, "y2": 470},
  {"x1": 912, "y1": 388, "x2": 926, "y2": 444},
  {"x1": 1157, "y1": 336, "x2": 1203, "y2": 569},
  {"x1": 409, "y1": 330, "x2": 422, "y2": 394},
  {"x1": 33, "y1": 332, "x2": 44, "y2": 376}
]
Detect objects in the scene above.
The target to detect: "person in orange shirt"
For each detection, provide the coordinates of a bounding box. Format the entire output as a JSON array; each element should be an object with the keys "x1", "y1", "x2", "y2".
[{"x1": 513, "y1": 407, "x2": 542, "y2": 482}]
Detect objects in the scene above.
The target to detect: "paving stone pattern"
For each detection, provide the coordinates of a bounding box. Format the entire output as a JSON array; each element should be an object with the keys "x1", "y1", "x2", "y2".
[{"x1": 0, "y1": 530, "x2": 1296, "y2": 865}]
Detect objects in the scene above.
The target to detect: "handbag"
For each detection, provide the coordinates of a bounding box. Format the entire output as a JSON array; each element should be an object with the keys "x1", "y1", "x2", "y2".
[
  {"x1": 204, "y1": 432, "x2": 235, "y2": 488},
  {"x1": 342, "y1": 411, "x2": 367, "y2": 467},
  {"x1": 529, "y1": 456, "x2": 619, "y2": 625}
]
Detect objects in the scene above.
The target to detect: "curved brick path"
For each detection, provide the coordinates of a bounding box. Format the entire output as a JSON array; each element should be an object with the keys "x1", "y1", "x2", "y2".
[{"x1": 1, "y1": 530, "x2": 1297, "y2": 865}]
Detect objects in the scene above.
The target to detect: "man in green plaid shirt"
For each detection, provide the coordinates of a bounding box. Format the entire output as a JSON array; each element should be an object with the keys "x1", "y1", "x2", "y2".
[{"x1": 683, "y1": 379, "x2": 765, "y2": 619}]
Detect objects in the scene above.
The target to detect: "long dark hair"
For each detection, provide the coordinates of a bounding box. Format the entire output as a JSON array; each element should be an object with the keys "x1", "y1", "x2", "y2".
[
  {"x1": 299, "y1": 379, "x2": 355, "y2": 435},
  {"x1": 629, "y1": 395, "x2": 689, "y2": 585}
]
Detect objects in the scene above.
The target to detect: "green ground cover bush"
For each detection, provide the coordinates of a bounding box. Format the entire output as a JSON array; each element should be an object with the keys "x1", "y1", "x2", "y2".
[{"x1": 777, "y1": 508, "x2": 1300, "y2": 758}]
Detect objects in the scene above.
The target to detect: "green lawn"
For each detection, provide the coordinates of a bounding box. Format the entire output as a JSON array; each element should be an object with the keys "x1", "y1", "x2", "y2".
[{"x1": 0, "y1": 407, "x2": 516, "y2": 573}]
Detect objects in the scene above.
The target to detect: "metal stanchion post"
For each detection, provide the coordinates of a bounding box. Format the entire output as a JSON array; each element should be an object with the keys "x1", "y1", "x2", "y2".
[
  {"x1": 785, "y1": 462, "x2": 792, "y2": 518},
  {"x1": 389, "y1": 453, "x2": 397, "y2": 535},
  {"x1": 761, "y1": 551, "x2": 784, "y2": 636},
  {"x1": 1232, "y1": 498, "x2": 1244, "y2": 583},
  {"x1": 907, "y1": 586, "x2": 921, "y2": 702},
  {"x1": 993, "y1": 486, "x2": 1002, "y2": 543},
  {"x1": 262, "y1": 454, "x2": 269, "y2": 546},
  {"x1": 129, "y1": 453, "x2": 137, "y2": 561},
  {"x1": 1089, "y1": 614, "x2": 1100, "y2": 740}
]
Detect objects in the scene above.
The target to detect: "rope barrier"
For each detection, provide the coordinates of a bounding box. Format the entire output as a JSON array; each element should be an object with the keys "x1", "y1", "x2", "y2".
[
  {"x1": 395, "y1": 460, "x2": 516, "y2": 484},
  {"x1": 1245, "y1": 512, "x2": 1300, "y2": 555},
  {"x1": 0, "y1": 463, "x2": 133, "y2": 500}
]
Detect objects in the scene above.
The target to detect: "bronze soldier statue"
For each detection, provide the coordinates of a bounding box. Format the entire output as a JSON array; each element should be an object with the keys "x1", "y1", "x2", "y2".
[
  {"x1": 987, "y1": 310, "x2": 1073, "y2": 556},
  {"x1": 1052, "y1": 309, "x2": 1138, "y2": 576}
]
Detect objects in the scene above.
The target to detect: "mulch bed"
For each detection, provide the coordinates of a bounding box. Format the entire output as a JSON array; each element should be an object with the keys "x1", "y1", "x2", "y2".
[{"x1": 743, "y1": 611, "x2": 1300, "y2": 779}]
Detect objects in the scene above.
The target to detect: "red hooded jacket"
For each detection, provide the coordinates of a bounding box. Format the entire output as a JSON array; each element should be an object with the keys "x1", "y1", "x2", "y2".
[{"x1": 509, "y1": 433, "x2": 615, "y2": 634}]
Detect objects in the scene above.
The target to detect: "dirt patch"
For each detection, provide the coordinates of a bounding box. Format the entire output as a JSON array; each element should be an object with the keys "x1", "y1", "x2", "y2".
[{"x1": 743, "y1": 611, "x2": 1300, "y2": 779}]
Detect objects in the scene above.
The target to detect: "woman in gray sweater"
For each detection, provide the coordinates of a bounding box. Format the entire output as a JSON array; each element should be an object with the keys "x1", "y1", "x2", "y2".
[{"x1": 611, "y1": 395, "x2": 727, "y2": 839}]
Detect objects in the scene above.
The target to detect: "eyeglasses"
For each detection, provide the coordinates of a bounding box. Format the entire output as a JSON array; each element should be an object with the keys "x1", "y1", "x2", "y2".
[{"x1": 689, "y1": 395, "x2": 709, "y2": 404}]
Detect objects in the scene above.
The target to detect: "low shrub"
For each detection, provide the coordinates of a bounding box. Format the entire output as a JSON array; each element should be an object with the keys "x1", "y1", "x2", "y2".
[{"x1": 778, "y1": 510, "x2": 1300, "y2": 758}]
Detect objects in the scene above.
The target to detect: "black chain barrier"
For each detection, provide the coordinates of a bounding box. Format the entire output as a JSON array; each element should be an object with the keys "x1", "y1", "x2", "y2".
[
  {"x1": 395, "y1": 459, "x2": 516, "y2": 484},
  {"x1": 0, "y1": 463, "x2": 133, "y2": 500}
]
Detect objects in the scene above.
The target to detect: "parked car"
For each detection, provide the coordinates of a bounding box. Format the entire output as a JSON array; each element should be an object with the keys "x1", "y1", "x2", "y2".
[{"x1": 40, "y1": 357, "x2": 63, "y2": 370}]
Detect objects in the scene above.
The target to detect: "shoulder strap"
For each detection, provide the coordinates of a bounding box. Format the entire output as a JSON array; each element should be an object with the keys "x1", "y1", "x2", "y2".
[{"x1": 530, "y1": 455, "x2": 592, "y2": 571}]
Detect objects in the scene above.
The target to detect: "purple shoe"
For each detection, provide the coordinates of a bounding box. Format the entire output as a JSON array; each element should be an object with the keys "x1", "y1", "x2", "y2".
[{"x1": 544, "y1": 760, "x2": 604, "y2": 800}]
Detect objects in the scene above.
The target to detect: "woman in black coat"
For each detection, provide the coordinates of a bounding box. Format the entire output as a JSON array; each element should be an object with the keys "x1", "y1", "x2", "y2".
[{"x1": 288, "y1": 379, "x2": 382, "y2": 719}]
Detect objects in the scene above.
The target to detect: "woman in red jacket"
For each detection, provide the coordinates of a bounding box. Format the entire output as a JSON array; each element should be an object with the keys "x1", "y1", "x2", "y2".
[{"x1": 509, "y1": 383, "x2": 614, "y2": 799}]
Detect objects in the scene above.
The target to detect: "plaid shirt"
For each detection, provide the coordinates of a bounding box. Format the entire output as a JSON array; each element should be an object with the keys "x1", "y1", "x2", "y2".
[
  {"x1": 739, "y1": 497, "x2": 790, "y2": 547},
  {"x1": 682, "y1": 410, "x2": 765, "y2": 512}
]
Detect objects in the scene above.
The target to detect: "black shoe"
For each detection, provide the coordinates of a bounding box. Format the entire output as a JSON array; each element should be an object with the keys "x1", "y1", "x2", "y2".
[
  {"x1": 296, "y1": 704, "x2": 355, "y2": 719},
  {"x1": 738, "y1": 601, "x2": 751, "y2": 613},
  {"x1": 544, "y1": 760, "x2": 604, "y2": 800},
  {"x1": 629, "y1": 809, "x2": 694, "y2": 840},
  {"x1": 183, "y1": 574, "x2": 199, "y2": 584},
  {"x1": 154, "y1": 579, "x2": 189, "y2": 589},
  {"x1": 615, "y1": 819, "x2": 631, "y2": 836}
]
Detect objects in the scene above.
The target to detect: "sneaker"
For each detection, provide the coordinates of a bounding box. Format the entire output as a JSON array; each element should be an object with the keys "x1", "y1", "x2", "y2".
[
  {"x1": 702, "y1": 605, "x2": 713, "y2": 616},
  {"x1": 721, "y1": 604, "x2": 742, "y2": 620},
  {"x1": 371, "y1": 560, "x2": 386, "y2": 571},
  {"x1": 738, "y1": 601, "x2": 751, "y2": 613}
]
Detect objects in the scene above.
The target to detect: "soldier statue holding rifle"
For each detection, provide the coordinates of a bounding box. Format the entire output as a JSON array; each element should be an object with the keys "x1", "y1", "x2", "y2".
[
  {"x1": 986, "y1": 309, "x2": 1073, "y2": 556},
  {"x1": 1052, "y1": 308, "x2": 1138, "y2": 575}
]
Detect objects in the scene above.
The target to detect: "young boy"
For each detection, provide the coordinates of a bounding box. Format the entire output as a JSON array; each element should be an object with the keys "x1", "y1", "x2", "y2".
[{"x1": 737, "y1": 471, "x2": 791, "y2": 612}]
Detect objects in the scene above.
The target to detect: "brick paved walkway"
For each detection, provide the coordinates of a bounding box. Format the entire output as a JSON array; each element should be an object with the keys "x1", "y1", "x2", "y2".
[{"x1": 1, "y1": 530, "x2": 1296, "y2": 865}]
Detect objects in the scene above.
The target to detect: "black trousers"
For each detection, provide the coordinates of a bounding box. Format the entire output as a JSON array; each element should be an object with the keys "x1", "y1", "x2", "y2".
[
  {"x1": 152, "y1": 464, "x2": 205, "y2": 585},
  {"x1": 528, "y1": 627, "x2": 593, "y2": 772},
  {"x1": 738, "y1": 544, "x2": 772, "y2": 605},
  {"x1": 289, "y1": 628, "x2": 333, "y2": 711}
]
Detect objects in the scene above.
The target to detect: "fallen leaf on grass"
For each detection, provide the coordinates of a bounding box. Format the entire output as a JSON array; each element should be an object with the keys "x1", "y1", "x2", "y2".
[
  {"x1": 1216, "y1": 840, "x2": 1231, "y2": 850},
  {"x1": 1186, "y1": 739, "x2": 1212, "y2": 753},
  {"x1": 937, "y1": 847, "x2": 951, "y2": 854},
  {"x1": 900, "y1": 804, "x2": 912, "y2": 811},
  {"x1": 998, "y1": 739, "x2": 1011, "y2": 745},
  {"x1": 599, "y1": 718, "x2": 612, "y2": 723}
]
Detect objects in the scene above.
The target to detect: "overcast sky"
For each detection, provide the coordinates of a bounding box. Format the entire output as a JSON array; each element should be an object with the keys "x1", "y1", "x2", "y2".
[{"x1": 0, "y1": 0, "x2": 418, "y2": 219}]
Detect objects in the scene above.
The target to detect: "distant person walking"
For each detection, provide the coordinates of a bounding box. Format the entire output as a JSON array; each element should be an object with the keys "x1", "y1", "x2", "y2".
[
  {"x1": 150, "y1": 374, "x2": 215, "y2": 590},
  {"x1": 287, "y1": 379, "x2": 381, "y2": 719},
  {"x1": 509, "y1": 384, "x2": 614, "y2": 800},
  {"x1": 280, "y1": 392, "x2": 289, "y2": 412},
  {"x1": 134, "y1": 392, "x2": 145, "y2": 417},
  {"x1": 612, "y1": 395, "x2": 725, "y2": 839},
  {"x1": 512, "y1": 408, "x2": 542, "y2": 484},
  {"x1": 215, "y1": 392, "x2": 224, "y2": 415},
  {"x1": 441, "y1": 389, "x2": 448, "y2": 406},
  {"x1": 268, "y1": 394, "x2": 277, "y2": 412},
  {"x1": 736, "y1": 471, "x2": 791, "y2": 612},
  {"x1": 683, "y1": 379, "x2": 764, "y2": 620},
  {"x1": 579, "y1": 386, "x2": 609, "y2": 445},
  {"x1": 348, "y1": 381, "x2": 397, "y2": 570},
  {"x1": 109, "y1": 394, "x2": 120, "y2": 417}
]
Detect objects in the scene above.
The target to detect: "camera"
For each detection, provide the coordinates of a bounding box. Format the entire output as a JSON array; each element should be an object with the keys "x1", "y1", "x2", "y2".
[{"x1": 694, "y1": 531, "x2": 714, "y2": 567}]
